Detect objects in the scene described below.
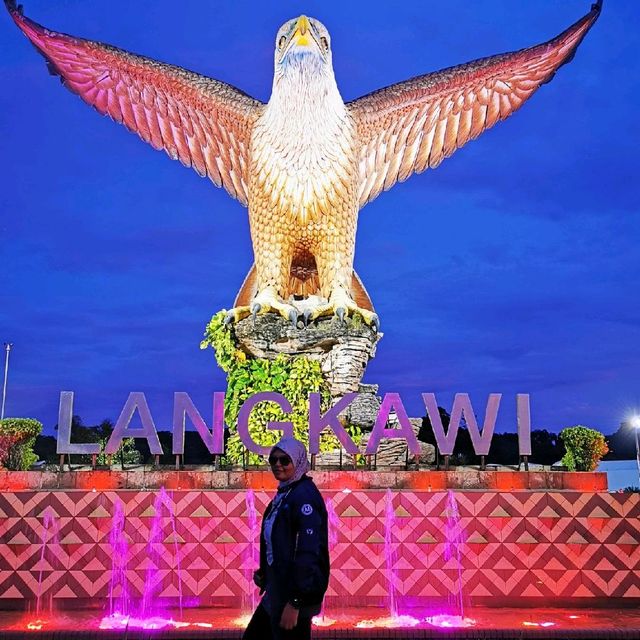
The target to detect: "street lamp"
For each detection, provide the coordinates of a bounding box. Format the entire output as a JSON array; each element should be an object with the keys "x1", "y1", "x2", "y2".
[{"x1": 1, "y1": 343, "x2": 12, "y2": 421}]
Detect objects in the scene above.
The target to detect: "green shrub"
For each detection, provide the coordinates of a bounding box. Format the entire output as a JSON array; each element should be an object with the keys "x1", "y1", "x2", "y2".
[
  {"x1": 0, "y1": 418, "x2": 43, "y2": 470},
  {"x1": 97, "y1": 437, "x2": 141, "y2": 466},
  {"x1": 560, "y1": 425, "x2": 609, "y2": 472},
  {"x1": 201, "y1": 311, "x2": 361, "y2": 465}
]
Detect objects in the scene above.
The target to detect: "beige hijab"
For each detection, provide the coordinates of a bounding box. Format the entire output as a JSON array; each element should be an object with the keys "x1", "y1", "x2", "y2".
[{"x1": 271, "y1": 436, "x2": 310, "y2": 489}]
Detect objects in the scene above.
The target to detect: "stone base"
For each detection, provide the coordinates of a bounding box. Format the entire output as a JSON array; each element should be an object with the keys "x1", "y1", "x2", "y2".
[{"x1": 233, "y1": 313, "x2": 380, "y2": 398}]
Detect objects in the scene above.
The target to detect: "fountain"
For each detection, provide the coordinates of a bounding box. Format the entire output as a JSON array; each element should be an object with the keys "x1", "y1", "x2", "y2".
[
  {"x1": 100, "y1": 487, "x2": 185, "y2": 631},
  {"x1": 425, "y1": 490, "x2": 474, "y2": 629},
  {"x1": 107, "y1": 500, "x2": 130, "y2": 617},
  {"x1": 35, "y1": 509, "x2": 60, "y2": 617},
  {"x1": 0, "y1": 478, "x2": 632, "y2": 637},
  {"x1": 243, "y1": 489, "x2": 259, "y2": 614},
  {"x1": 326, "y1": 497, "x2": 339, "y2": 551},
  {"x1": 311, "y1": 498, "x2": 340, "y2": 628},
  {"x1": 383, "y1": 489, "x2": 399, "y2": 619}
]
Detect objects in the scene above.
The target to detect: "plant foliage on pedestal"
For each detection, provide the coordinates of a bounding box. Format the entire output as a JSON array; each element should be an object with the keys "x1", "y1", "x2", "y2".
[{"x1": 202, "y1": 311, "x2": 361, "y2": 464}]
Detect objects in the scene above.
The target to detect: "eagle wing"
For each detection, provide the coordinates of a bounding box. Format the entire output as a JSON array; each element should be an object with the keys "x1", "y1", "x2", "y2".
[
  {"x1": 349, "y1": 2, "x2": 602, "y2": 209},
  {"x1": 6, "y1": 1, "x2": 263, "y2": 206}
]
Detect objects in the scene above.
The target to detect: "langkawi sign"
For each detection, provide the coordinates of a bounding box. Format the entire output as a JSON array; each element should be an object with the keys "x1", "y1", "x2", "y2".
[{"x1": 56, "y1": 391, "x2": 532, "y2": 457}]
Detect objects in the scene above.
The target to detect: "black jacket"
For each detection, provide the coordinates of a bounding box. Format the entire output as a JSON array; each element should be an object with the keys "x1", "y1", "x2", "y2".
[{"x1": 259, "y1": 475, "x2": 329, "y2": 609}]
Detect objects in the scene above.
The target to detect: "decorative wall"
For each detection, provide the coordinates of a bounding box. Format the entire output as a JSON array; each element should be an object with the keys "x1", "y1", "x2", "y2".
[{"x1": 0, "y1": 490, "x2": 638, "y2": 608}]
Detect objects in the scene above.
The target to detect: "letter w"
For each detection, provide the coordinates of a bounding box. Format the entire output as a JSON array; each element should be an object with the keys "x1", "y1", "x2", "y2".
[{"x1": 422, "y1": 393, "x2": 501, "y2": 456}]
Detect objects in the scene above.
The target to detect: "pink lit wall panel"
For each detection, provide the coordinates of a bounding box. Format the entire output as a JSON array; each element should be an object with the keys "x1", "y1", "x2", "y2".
[{"x1": 0, "y1": 490, "x2": 638, "y2": 607}]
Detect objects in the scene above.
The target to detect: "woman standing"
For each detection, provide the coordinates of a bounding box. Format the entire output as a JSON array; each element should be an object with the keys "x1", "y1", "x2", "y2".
[{"x1": 243, "y1": 437, "x2": 329, "y2": 640}]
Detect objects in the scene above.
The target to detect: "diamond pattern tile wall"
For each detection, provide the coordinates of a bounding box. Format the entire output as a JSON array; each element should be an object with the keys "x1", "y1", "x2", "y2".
[{"x1": 0, "y1": 489, "x2": 638, "y2": 606}]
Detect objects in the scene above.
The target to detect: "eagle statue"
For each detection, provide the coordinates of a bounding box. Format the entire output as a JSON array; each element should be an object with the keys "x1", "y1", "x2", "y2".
[{"x1": 5, "y1": 1, "x2": 602, "y2": 329}]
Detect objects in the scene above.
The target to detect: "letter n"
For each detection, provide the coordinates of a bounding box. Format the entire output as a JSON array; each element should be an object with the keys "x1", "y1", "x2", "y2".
[{"x1": 172, "y1": 392, "x2": 225, "y2": 455}]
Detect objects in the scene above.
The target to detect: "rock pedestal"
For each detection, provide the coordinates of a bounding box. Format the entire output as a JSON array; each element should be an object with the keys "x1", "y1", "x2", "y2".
[
  {"x1": 232, "y1": 313, "x2": 433, "y2": 467},
  {"x1": 234, "y1": 313, "x2": 381, "y2": 398}
]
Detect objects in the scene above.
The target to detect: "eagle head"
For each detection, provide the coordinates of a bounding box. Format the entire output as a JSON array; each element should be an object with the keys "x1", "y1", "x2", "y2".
[{"x1": 274, "y1": 15, "x2": 333, "y2": 80}]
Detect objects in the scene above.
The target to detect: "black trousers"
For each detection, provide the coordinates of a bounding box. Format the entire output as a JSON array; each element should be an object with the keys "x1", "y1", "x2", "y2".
[{"x1": 242, "y1": 602, "x2": 312, "y2": 640}]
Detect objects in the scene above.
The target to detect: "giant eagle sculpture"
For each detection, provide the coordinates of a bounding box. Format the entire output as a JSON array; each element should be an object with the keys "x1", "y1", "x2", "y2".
[{"x1": 5, "y1": 1, "x2": 602, "y2": 329}]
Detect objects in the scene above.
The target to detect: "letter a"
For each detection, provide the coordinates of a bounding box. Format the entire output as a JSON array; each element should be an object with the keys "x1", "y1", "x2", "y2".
[
  {"x1": 365, "y1": 393, "x2": 421, "y2": 455},
  {"x1": 105, "y1": 392, "x2": 163, "y2": 455}
]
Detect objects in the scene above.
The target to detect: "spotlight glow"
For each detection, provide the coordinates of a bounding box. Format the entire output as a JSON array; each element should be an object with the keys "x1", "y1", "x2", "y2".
[
  {"x1": 355, "y1": 615, "x2": 420, "y2": 628},
  {"x1": 26, "y1": 620, "x2": 46, "y2": 631},
  {"x1": 312, "y1": 615, "x2": 336, "y2": 627},
  {"x1": 426, "y1": 614, "x2": 476, "y2": 628},
  {"x1": 99, "y1": 613, "x2": 191, "y2": 631},
  {"x1": 232, "y1": 614, "x2": 253, "y2": 627},
  {"x1": 523, "y1": 620, "x2": 556, "y2": 628}
]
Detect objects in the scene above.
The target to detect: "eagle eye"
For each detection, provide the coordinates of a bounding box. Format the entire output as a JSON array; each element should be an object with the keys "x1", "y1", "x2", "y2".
[
  {"x1": 278, "y1": 35, "x2": 287, "y2": 50},
  {"x1": 320, "y1": 36, "x2": 329, "y2": 51}
]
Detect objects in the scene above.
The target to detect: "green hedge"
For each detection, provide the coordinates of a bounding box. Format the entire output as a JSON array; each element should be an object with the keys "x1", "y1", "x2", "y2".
[
  {"x1": 0, "y1": 418, "x2": 43, "y2": 470},
  {"x1": 560, "y1": 425, "x2": 608, "y2": 472},
  {"x1": 201, "y1": 311, "x2": 361, "y2": 465}
]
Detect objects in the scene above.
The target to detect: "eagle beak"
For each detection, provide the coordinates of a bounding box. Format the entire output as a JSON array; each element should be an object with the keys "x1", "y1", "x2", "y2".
[
  {"x1": 293, "y1": 15, "x2": 311, "y2": 47},
  {"x1": 278, "y1": 15, "x2": 326, "y2": 63}
]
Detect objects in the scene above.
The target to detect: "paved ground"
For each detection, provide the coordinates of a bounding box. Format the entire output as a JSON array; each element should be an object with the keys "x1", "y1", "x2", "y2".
[{"x1": 1, "y1": 606, "x2": 639, "y2": 639}]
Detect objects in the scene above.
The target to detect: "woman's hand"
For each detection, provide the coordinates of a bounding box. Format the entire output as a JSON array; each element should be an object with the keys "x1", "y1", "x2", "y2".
[
  {"x1": 279, "y1": 602, "x2": 299, "y2": 630},
  {"x1": 253, "y1": 570, "x2": 265, "y2": 594}
]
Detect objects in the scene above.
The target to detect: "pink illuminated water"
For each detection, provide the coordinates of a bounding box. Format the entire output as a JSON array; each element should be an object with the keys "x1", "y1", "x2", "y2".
[
  {"x1": 141, "y1": 492, "x2": 164, "y2": 617},
  {"x1": 165, "y1": 489, "x2": 184, "y2": 619},
  {"x1": 444, "y1": 490, "x2": 467, "y2": 621},
  {"x1": 141, "y1": 488, "x2": 183, "y2": 618},
  {"x1": 101, "y1": 487, "x2": 184, "y2": 629},
  {"x1": 14, "y1": 606, "x2": 635, "y2": 635},
  {"x1": 326, "y1": 497, "x2": 339, "y2": 550},
  {"x1": 108, "y1": 500, "x2": 130, "y2": 616},
  {"x1": 383, "y1": 489, "x2": 398, "y2": 619},
  {"x1": 35, "y1": 509, "x2": 60, "y2": 616},
  {"x1": 243, "y1": 489, "x2": 259, "y2": 613}
]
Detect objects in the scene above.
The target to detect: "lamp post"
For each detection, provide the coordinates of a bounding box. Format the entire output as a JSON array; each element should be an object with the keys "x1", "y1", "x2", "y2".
[
  {"x1": 1, "y1": 343, "x2": 12, "y2": 421},
  {"x1": 632, "y1": 415, "x2": 640, "y2": 484}
]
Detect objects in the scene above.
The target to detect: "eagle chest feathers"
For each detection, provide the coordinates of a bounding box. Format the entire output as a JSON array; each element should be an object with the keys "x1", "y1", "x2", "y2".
[{"x1": 249, "y1": 96, "x2": 358, "y2": 240}]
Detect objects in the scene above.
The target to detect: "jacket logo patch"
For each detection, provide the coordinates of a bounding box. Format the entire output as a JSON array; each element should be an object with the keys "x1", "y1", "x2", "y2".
[
  {"x1": 301, "y1": 504, "x2": 313, "y2": 516},
  {"x1": 306, "y1": 528, "x2": 313, "y2": 535}
]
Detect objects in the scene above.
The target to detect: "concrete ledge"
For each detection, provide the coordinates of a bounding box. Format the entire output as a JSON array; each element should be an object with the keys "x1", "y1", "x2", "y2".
[{"x1": 0, "y1": 469, "x2": 608, "y2": 491}]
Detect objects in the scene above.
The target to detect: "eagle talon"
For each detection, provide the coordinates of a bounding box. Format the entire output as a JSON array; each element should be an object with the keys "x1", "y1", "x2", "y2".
[
  {"x1": 303, "y1": 309, "x2": 312, "y2": 327},
  {"x1": 223, "y1": 305, "x2": 252, "y2": 324},
  {"x1": 370, "y1": 314, "x2": 380, "y2": 332},
  {"x1": 336, "y1": 307, "x2": 346, "y2": 322},
  {"x1": 251, "y1": 303, "x2": 261, "y2": 320},
  {"x1": 288, "y1": 309, "x2": 298, "y2": 326}
]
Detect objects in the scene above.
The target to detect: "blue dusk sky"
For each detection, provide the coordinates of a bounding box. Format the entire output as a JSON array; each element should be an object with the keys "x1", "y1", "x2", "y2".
[{"x1": 1, "y1": 0, "x2": 638, "y2": 436}]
